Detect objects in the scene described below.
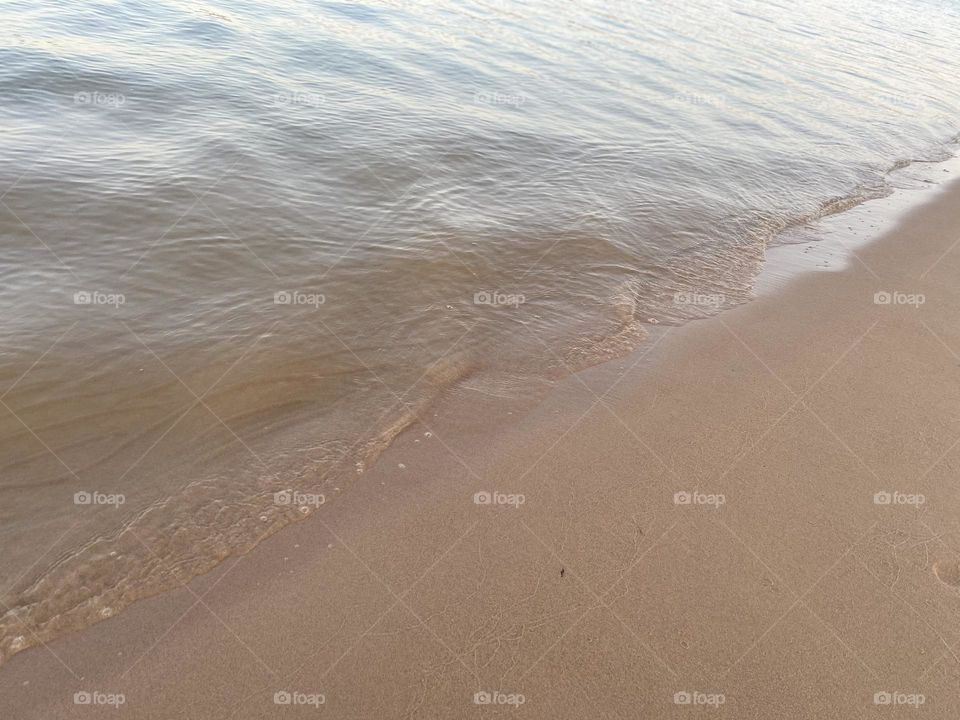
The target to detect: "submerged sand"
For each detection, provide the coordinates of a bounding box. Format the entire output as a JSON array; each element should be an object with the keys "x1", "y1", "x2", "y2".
[{"x1": 6, "y1": 168, "x2": 960, "y2": 717}]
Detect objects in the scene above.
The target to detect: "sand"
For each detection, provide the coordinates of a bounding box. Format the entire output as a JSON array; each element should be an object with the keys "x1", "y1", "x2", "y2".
[{"x1": 6, "y1": 165, "x2": 960, "y2": 718}]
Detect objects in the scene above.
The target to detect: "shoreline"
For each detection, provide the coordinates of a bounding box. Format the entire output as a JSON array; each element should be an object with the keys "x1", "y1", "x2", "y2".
[
  {"x1": 2, "y1": 146, "x2": 957, "y2": 670},
  {"x1": 7, "y1": 160, "x2": 960, "y2": 716}
]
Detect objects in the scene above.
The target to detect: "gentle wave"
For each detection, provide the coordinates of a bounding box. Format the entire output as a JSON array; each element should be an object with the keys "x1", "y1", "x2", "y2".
[{"x1": 2, "y1": 0, "x2": 960, "y2": 662}]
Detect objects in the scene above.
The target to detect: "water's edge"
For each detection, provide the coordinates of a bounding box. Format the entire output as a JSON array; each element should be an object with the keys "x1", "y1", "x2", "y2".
[{"x1": 2, "y1": 143, "x2": 958, "y2": 666}]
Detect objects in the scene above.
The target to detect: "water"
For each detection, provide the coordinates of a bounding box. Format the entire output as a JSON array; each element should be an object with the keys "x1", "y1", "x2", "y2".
[{"x1": 2, "y1": 0, "x2": 960, "y2": 662}]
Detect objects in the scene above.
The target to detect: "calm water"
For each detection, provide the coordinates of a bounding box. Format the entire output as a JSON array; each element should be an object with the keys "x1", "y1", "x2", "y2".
[{"x1": 2, "y1": 0, "x2": 960, "y2": 661}]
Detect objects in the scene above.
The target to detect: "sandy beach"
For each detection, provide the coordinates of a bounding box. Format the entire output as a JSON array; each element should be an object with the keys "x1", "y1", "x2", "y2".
[
  {"x1": 6, "y1": 1, "x2": 960, "y2": 717},
  {"x1": 4, "y1": 158, "x2": 960, "y2": 717}
]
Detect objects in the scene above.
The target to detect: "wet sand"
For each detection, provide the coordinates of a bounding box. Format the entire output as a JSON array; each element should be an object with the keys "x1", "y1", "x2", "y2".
[{"x1": 7, "y1": 170, "x2": 960, "y2": 717}]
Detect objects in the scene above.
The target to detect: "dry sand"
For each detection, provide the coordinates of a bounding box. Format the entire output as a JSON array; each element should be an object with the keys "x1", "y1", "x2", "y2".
[{"x1": 6, "y1": 165, "x2": 960, "y2": 718}]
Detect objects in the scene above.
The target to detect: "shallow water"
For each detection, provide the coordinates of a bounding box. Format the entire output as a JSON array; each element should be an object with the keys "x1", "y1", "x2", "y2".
[{"x1": 2, "y1": 0, "x2": 960, "y2": 661}]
